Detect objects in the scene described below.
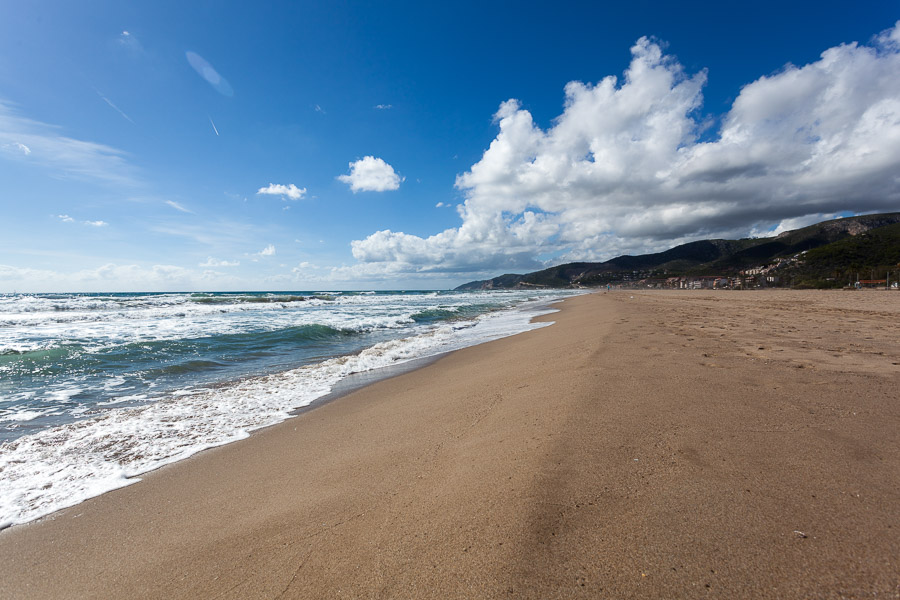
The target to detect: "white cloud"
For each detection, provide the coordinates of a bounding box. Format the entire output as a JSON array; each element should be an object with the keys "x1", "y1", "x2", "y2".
[
  {"x1": 351, "y1": 23, "x2": 900, "y2": 275},
  {"x1": 0, "y1": 263, "x2": 207, "y2": 293},
  {"x1": 749, "y1": 213, "x2": 847, "y2": 238},
  {"x1": 291, "y1": 261, "x2": 319, "y2": 274},
  {"x1": 165, "y1": 200, "x2": 193, "y2": 213},
  {"x1": 258, "y1": 244, "x2": 275, "y2": 256},
  {"x1": 337, "y1": 156, "x2": 403, "y2": 192},
  {"x1": 223, "y1": 191, "x2": 246, "y2": 202},
  {"x1": 0, "y1": 100, "x2": 137, "y2": 186},
  {"x1": 0, "y1": 264, "x2": 57, "y2": 283},
  {"x1": 374, "y1": 104, "x2": 393, "y2": 110},
  {"x1": 77, "y1": 263, "x2": 189, "y2": 282},
  {"x1": 256, "y1": 183, "x2": 307, "y2": 200},
  {"x1": 56, "y1": 214, "x2": 109, "y2": 227},
  {"x1": 185, "y1": 51, "x2": 233, "y2": 97},
  {"x1": 117, "y1": 30, "x2": 144, "y2": 54},
  {"x1": 150, "y1": 219, "x2": 261, "y2": 247},
  {"x1": 199, "y1": 257, "x2": 239, "y2": 267}
]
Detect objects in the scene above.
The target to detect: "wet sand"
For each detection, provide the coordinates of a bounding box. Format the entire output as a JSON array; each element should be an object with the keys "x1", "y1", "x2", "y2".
[{"x1": 1, "y1": 290, "x2": 898, "y2": 599}]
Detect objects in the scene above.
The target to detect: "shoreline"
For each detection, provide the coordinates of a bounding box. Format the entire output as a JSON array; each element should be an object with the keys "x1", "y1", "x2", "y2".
[
  {"x1": 289, "y1": 296, "x2": 567, "y2": 419},
  {"x1": 0, "y1": 351, "x2": 454, "y2": 534},
  {"x1": 0, "y1": 294, "x2": 568, "y2": 530},
  {"x1": 1, "y1": 290, "x2": 897, "y2": 598}
]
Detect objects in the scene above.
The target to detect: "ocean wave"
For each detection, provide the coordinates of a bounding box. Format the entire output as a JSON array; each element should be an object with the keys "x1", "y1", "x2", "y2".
[
  {"x1": 0, "y1": 344, "x2": 85, "y2": 358},
  {"x1": 410, "y1": 307, "x2": 460, "y2": 323},
  {"x1": 0, "y1": 409, "x2": 48, "y2": 423},
  {"x1": 0, "y1": 296, "x2": 569, "y2": 528},
  {"x1": 0, "y1": 324, "x2": 363, "y2": 384},
  {"x1": 188, "y1": 294, "x2": 309, "y2": 305},
  {"x1": 0, "y1": 289, "x2": 583, "y2": 528}
]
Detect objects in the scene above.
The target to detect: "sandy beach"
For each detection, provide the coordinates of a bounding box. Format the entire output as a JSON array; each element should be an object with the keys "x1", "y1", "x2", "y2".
[{"x1": 1, "y1": 290, "x2": 897, "y2": 599}]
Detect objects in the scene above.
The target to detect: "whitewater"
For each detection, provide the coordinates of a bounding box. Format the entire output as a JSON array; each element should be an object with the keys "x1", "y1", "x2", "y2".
[{"x1": 0, "y1": 289, "x2": 579, "y2": 528}]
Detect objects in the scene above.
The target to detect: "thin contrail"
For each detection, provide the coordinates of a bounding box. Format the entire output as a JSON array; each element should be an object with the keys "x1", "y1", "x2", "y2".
[
  {"x1": 95, "y1": 89, "x2": 134, "y2": 124},
  {"x1": 209, "y1": 117, "x2": 219, "y2": 136}
]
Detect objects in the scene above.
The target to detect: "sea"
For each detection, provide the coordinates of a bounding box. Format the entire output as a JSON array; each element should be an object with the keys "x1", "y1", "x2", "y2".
[{"x1": 0, "y1": 289, "x2": 579, "y2": 529}]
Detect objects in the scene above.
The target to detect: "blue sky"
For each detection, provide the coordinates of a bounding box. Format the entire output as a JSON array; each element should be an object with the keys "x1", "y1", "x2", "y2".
[{"x1": 1, "y1": 1, "x2": 898, "y2": 292}]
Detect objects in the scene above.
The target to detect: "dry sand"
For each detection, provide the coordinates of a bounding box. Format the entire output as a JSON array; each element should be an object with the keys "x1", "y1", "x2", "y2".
[{"x1": 1, "y1": 290, "x2": 898, "y2": 599}]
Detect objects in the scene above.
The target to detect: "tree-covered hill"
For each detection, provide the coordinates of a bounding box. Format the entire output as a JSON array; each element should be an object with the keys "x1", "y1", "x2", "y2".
[{"x1": 455, "y1": 213, "x2": 900, "y2": 290}]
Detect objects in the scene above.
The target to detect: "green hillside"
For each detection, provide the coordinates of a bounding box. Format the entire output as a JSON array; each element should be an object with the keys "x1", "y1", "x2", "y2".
[
  {"x1": 782, "y1": 222, "x2": 900, "y2": 288},
  {"x1": 455, "y1": 212, "x2": 900, "y2": 290}
]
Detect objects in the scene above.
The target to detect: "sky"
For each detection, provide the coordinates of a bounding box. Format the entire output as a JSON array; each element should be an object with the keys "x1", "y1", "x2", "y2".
[{"x1": 1, "y1": 1, "x2": 899, "y2": 292}]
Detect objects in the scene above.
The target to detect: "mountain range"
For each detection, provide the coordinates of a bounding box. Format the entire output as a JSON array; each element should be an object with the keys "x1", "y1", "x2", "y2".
[{"x1": 455, "y1": 212, "x2": 900, "y2": 290}]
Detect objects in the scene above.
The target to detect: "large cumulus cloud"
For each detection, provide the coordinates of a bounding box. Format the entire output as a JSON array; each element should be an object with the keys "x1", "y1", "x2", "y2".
[{"x1": 353, "y1": 24, "x2": 900, "y2": 275}]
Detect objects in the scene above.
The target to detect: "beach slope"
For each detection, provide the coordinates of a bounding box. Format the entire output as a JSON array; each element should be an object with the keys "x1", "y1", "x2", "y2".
[{"x1": 1, "y1": 291, "x2": 898, "y2": 598}]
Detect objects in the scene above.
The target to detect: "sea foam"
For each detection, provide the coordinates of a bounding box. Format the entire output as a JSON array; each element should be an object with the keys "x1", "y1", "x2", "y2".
[{"x1": 0, "y1": 296, "x2": 569, "y2": 528}]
